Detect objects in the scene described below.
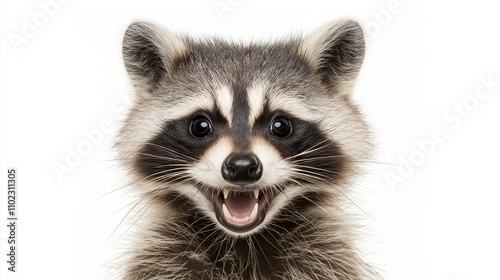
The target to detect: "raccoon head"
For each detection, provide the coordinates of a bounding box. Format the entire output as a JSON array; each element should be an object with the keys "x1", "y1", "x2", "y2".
[{"x1": 117, "y1": 20, "x2": 370, "y2": 236}]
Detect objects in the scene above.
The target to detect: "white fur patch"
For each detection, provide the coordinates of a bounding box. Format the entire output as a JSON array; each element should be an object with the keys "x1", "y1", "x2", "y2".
[
  {"x1": 190, "y1": 137, "x2": 234, "y2": 187},
  {"x1": 250, "y1": 137, "x2": 291, "y2": 187},
  {"x1": 248, "y1": 81, "x2": 324, "y2": 126},
  {"x1": 247, "y1": 83, "x2": 267, "y2": 127},
  {"x1": 268, "y1": 92, "x2": 322, "y2": 122},
  {"x1": 214, "y1": 86, "x2": 233, "y2": 126}
]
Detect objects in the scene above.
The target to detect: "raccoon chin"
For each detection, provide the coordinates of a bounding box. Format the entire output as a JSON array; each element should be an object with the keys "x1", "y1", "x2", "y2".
[{"x1": 213, "y1": 188, "x2": 274, "y2": 233}]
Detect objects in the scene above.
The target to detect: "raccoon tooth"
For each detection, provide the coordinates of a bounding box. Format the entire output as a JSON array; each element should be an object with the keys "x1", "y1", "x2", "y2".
[
  {"x1": 223, "y1": 189, "x2": 229, "y2": 199},
  {"x1": 249, "y1": 203, "x2": 258, "y2": 221},
  {"x1": 254, "y1": 189, "x2": 259, "y2": 199},
  {"x1": 236, "y1": 216, "x2": 249, "y2": 223},
  {"x1": 222, "y1": 204, "x2": 232, "y2": 221}
]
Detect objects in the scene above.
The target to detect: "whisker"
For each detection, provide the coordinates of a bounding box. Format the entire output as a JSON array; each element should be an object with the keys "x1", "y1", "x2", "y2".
[{"x1": 144, "y1": 142, "x2": 197, "y2": 161}]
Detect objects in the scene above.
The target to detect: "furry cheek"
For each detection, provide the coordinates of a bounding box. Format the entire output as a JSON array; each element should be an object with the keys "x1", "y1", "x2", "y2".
[
  {"x1": 250, "y1": 137, "x2": 292, "y2": 187},
  {"x1": 189, "y1": 137, "x2": 234, "y2": 187}
]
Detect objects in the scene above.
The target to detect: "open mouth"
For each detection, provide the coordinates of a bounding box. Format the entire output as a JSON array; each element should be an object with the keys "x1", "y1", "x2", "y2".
[{"x1": 214, "y1": 189, "x2": 273, "y2": 232}]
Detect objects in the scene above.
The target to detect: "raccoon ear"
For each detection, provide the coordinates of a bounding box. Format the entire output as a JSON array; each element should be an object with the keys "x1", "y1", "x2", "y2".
[
  {"x1": 122, "y1": 21, "x2": 187, "y2": 93},
  {"x1": 299, "y1": 20, "x2": 365, "y2": 90}
]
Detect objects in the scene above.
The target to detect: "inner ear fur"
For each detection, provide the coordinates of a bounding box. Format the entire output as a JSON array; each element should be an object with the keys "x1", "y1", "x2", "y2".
[
  {"x1": 122, "y1": 21, "x2": 187, "y2": 93},
  {"x1": 299, "y1": 20, "x2": 365, "y2": 90}
]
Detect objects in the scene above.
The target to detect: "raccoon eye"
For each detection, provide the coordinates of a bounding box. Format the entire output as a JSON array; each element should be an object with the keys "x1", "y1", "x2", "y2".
[
  {"x1": 270, "y1": 116, "x2": 292, "y2": 138},
  {"x1": 190, "y1": 116, "x2": 213, "y2": 138}
]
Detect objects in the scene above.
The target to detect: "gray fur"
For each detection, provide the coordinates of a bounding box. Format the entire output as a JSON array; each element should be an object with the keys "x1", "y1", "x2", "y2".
[{"x1": 116, "y1": 19, "x2": 379, "y2": 280}]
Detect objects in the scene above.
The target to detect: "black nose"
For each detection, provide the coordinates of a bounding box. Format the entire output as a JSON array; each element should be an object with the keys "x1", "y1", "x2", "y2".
[{"x1": 221, "y1": 153, "x2": 263, "y2": 185}]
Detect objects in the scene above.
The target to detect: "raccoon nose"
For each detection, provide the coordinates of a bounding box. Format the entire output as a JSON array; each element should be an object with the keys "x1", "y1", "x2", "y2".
[{"x1": 222, "y1": 153, "x2": 263, "y2": 185}]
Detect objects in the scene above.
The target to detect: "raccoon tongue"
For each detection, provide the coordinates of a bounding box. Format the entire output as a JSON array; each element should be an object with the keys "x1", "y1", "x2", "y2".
[{"x1": 224, "y1": 193, "x2": 258, "y2": 218}]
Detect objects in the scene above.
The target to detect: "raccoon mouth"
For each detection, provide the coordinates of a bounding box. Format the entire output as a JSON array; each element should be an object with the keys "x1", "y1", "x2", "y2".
[{"x1": 214, "y1": 189, "x2": 271, "y2": 232}]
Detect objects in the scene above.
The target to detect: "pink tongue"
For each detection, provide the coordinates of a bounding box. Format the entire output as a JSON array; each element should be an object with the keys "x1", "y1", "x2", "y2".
[{"x1": 224, "y1": 193, "x2": 257, "y2": 218}]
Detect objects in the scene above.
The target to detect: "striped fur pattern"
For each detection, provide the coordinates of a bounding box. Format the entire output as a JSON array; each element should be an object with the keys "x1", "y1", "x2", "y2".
[{"x1": 116, "y1": 19, "x2": 378, "y2": 279}]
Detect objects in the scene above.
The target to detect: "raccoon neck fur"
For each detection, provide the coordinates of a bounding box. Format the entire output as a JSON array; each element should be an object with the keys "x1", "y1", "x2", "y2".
[{"x1": 124, "y1": 194, "x2": 377, "y2": 280}]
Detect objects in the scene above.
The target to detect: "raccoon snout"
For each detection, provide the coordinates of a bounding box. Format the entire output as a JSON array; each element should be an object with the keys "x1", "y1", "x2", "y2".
[{"x1": 221, "y1": 153, "x2": 263, "y2": 185}]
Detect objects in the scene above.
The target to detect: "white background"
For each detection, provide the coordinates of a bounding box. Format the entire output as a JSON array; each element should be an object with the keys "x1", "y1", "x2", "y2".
[{"x1": 1, "y1": 0, "x2": 500, "y2": 279}]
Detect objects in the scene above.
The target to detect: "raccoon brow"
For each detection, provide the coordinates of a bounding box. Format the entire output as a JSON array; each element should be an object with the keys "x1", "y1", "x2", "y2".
[{"x1": 188, "y1": 109, "x2": 229, "y2": 125}]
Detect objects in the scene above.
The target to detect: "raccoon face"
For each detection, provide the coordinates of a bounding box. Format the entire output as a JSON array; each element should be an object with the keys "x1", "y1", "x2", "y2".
[{"x1": 117, "y1": 20, "x2": 370, "y2": 236}]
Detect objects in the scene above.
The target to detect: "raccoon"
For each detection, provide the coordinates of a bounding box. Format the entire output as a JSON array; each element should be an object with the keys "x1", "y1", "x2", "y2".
[{"x1": 116, "y1": 19, "x2": 378, "y2": 280}]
